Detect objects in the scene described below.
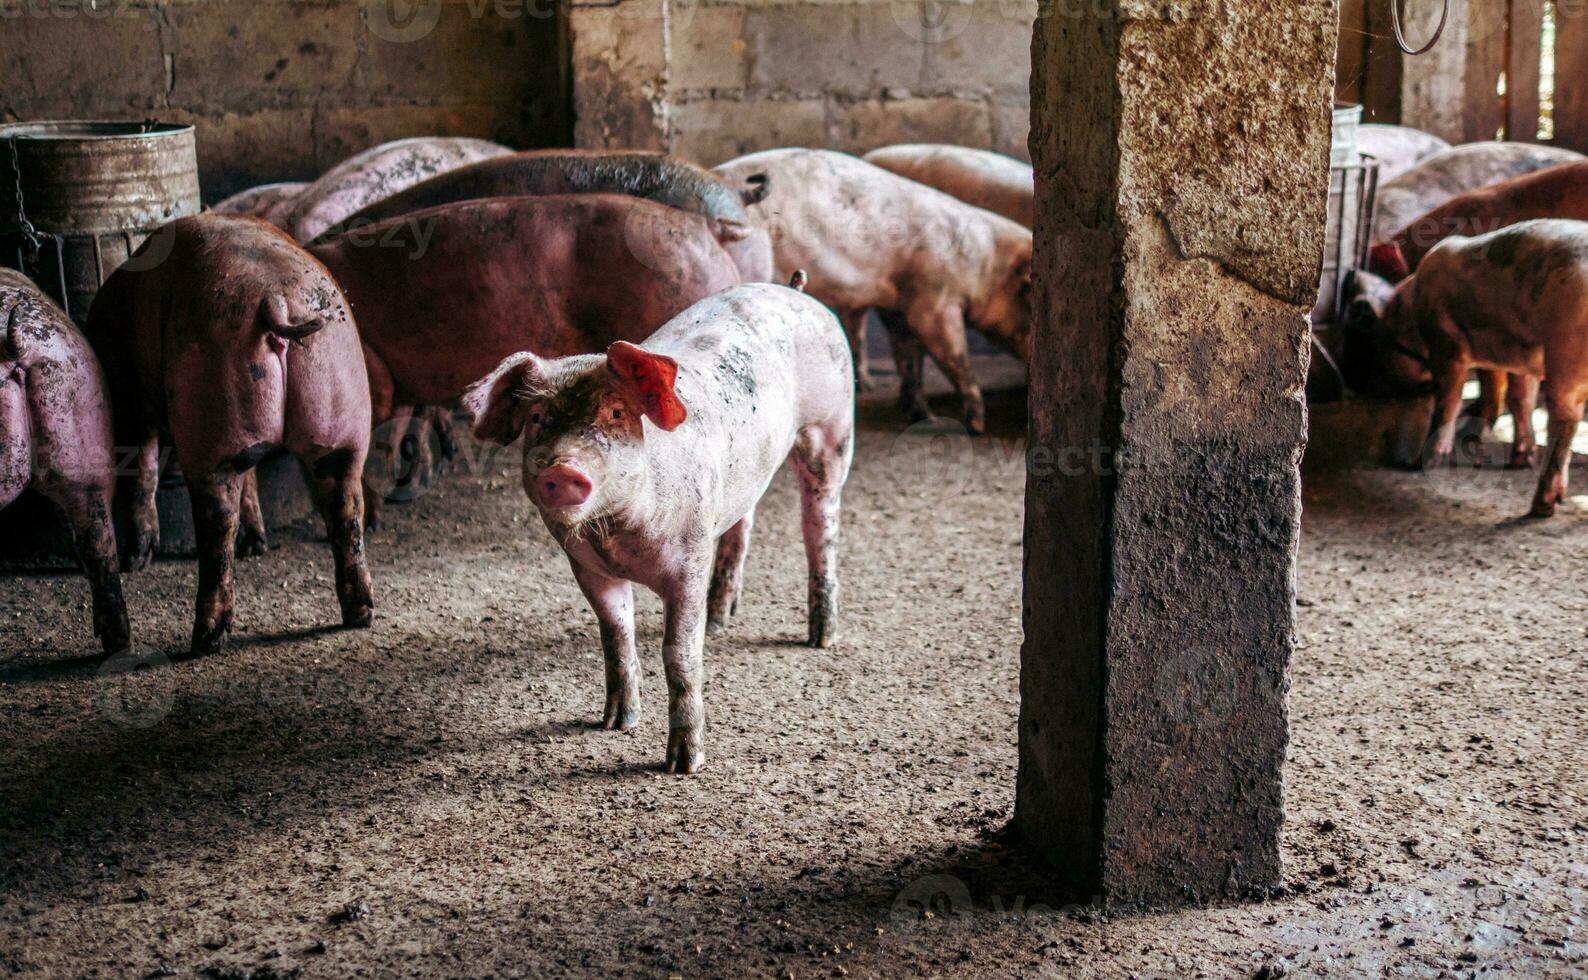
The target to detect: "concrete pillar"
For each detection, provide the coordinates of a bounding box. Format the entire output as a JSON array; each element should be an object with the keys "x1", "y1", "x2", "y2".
[
  {"x1": 1017, "y1": 0, "x2": 1334, "y2": 906},
  {"x1": 569, "y1": 0, "x2": 671, "y2": 149}
]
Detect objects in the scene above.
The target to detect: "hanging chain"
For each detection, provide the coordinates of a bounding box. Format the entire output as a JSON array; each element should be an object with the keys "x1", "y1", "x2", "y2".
[
  {"x1": 1390, "y1": 0, "x2": 1450, "y2": 56},
  {"x1": 7, "y1": 136, "x2": 42, "y2": 264}
]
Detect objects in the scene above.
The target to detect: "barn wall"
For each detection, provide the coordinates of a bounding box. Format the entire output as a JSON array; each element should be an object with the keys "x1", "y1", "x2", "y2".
[
  {"x1": 0, "y1": 0, "x2": 571, "y2": 200},
  {"x1": 569, "y1": 0, "x2": 1035, "y2": 166}
]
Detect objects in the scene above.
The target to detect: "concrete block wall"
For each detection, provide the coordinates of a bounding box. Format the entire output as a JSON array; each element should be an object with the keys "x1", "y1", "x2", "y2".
[
  {"x1": 572, "y1": 0, "x2": 1036, "y2": 166},
  {"x1": 0, "y1": 0, "x2": 569, "y2": 200}
]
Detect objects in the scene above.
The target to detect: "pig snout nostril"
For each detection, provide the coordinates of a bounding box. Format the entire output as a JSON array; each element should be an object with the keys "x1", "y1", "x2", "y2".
[{"x1": 536, "y1": 464, "x2": 592, "y2": 508}]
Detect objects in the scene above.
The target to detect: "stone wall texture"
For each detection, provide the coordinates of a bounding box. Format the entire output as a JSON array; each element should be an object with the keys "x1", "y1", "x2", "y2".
[
  {"x1": 570, "y1": 0, "x2": 1036, "y2": 165},
  {"x1": 0, "y1": 0, "x2": 570, "y2": 200},
  {"x1": 1018, "y1": 0, "x2": 1334, "y2": 905}
]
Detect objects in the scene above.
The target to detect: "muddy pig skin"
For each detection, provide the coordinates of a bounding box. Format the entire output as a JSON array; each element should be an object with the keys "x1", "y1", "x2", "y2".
[
  {"x1": 210, "y1": 182, "x2": 308, "y2": 221},
  {"x1": 1355, "y1": 125, "x2": 1449, "y2": 184},
  {"x1": 308, "y1": 194, "x2": 742, "y2": 425},
  {"x1": 322, "y1": 150, "x2": 775, "y2": 283},
  {"x1": 715, "y1": 149, "x2": 1032, "y2": 434},
  {"x1": 1355, "y1": 220, "x2": 1588, "y2": 518},
  {"x1": 862, "y1": 144, "x2": 1034, "y2": 228},
  {"x1": 465, "y1": 277, "x2": 854, "y2": 774},
  {"x1": 1370, "y1": 142, "x2": 1583, "y2": 242},
  {"x1": 269, "y1": 137, "x2": 512, "y2": 243},
  {"x1": 0, "y1": 269, "x2": 129, "y2": 655},
  {"x1": 88, "y1": 215, "x2": 374, "y2": 656}
]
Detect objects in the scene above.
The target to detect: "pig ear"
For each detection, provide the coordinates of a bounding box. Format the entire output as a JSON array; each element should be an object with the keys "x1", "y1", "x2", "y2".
[
  {"x1": 607, "y1": 341, "x2": 687, "y2": 432},
  {"x1": 463, "y1": 352, "x2": 545, "y2": 446},
  {"x1": 1368, "y1": 242, "x2": 1410, "y2": 282}
]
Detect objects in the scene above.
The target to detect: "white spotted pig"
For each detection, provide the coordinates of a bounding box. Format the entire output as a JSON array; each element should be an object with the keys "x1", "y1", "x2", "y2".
[
  {"x1": 1, "y1": 269, "x2": 130, "y2": 655},
  {"x1": 715, "y1": 148, "x2": 1031, "y2": 434},
  {"x1": 464, "y1": 275, "x2": 854, "y2": 774}
]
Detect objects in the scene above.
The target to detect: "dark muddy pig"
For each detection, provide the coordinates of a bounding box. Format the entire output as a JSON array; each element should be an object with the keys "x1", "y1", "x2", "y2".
[
  {"x1": 88, "y1": 215, "x2": 374, "y2": 655},
  {"x1": 465, "y1": 275, "x2": 854, "y2": 774},
  {"x1": 1, "y1": 269, "x2": 129, "y2": 655},
  {"x1": 323, "y1": 150, "x2": 774, "y2": 282}
]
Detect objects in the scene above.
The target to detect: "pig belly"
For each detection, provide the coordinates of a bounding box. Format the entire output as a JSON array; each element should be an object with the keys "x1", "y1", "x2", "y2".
[{"x1": 0, "y1": 376, "x2": 30, "y2": 509}]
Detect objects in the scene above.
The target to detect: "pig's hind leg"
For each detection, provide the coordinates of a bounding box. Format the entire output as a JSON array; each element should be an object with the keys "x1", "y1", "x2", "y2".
[
  {"x1": 706, "y1": 508, "x2": 755, "y2": 634},
  {"x1": 235, "y1": 469, "x2": 269, "y2": 557},
  {"x1": 187, "y1": 471, "x2": 245, "y2": 655},
  {"x1": 879, "y1": 309, "x2": 931, "y2": 424},
  {"x1": 44, "y1": 481, "x2": 131, "y2": 656},
  {"x1": 1506, "y1": 375, "x2": 1541, "y2": 470},
  {"x1": 570, "y1": 561, "x2": 642, "y2": 730},
  {"x1": 1530, "y1": 387, "x2": 1587, "y2": 518},
  {"x1": 791, "y1": 423, "x2": 853, "y2": 649},
  {"x1": 307, "y1": 449, "x2": 375, "y2": 628}
]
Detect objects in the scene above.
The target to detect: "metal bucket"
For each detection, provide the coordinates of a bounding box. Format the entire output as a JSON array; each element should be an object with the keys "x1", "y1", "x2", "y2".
[{"x1": 1, "y1": 120, "x2": 200, "y2": 324}]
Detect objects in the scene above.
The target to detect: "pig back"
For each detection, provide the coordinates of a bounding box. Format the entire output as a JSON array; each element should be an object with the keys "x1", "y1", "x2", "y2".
[
  {"x1": 313, "y1": 194, "x2": 742, "y2": 408},
  {"x1": 1395, "y1": 162, "x2": 1588, "y2": 270},
  {"x1": 1373, "y1": 143, "x2": 1585, "y2": 241},
  {"x1": 863, "y1": 145, "x2": 1034, "y2": 228}
]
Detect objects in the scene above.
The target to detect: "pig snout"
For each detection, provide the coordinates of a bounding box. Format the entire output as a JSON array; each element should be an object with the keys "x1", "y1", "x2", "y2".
[{"x1": 534, "y1": 463, "x2": 593, "y2": 510}]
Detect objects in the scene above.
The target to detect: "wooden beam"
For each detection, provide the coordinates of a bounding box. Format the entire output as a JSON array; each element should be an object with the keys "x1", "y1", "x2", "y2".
[
  {"x1": 1509, "y1": 0, "x2": 1545, "y2": 142},
  {"x1": 1557, "y1": 0, "x2": 1588, "y2": 150}
]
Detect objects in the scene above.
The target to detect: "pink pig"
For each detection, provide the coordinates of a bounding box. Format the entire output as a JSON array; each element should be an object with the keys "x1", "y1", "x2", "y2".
[
  {"x1": 1, "y1": 269, "x2": 129, "y2": 655},
  {"x1": 464, "y1": 275, "x2": 854, "y2": 774},
  {"x1": 88, "y1": 215, "x2": 374, "y2": 655}
]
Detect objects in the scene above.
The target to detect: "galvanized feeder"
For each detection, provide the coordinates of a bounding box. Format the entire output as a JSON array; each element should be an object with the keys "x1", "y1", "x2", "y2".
[{"x1": 1, "y1": 120, "x2": 201, "y2": 324}]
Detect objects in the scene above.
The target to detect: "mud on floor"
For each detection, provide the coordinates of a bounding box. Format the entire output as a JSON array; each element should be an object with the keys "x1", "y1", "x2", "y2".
[{"x1": 1, "y1": 369, "x2": 1585, "y2": 977}]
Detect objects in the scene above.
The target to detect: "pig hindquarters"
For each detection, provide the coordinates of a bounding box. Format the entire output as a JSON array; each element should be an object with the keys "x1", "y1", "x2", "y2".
[
  {"x1": 465, "y1": 279, "x2": 855, "y2": 773},
  {"x1": 716, "y1": 149, "x2": 1032, "y2": 434},
  {"x1": 1, "y1": 270, "x2": 129, "y2": 655},
  {"x1": 88, "y1": 215, "x2": 374, "y2": 655}
]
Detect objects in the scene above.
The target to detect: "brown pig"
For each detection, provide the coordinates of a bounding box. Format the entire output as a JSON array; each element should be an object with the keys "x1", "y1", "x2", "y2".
[
  {"x1": 862, "y1": 144, "x2": 1033, "y2": 228},
  {"x1": 1, "y1": 269, "x2": 129, "y2": 655},
  {"x1": 308, "y1": 194, "x2": 743, "y2": 431},
  {"x1": 88, "y1": 215, "x2": 374, "y2": 655},
  {"x1": 715, "y1": 149, "x2": 1032, "y2": 433},
  {"x1": 321, "y1": 150, "x2": 775, "y2": 283},
  {"x1": 1346, "y1": 219, "x2": 1588, "y2": 518},
  {"x1": 1370, "y1": 142, "x2": 1583, "y2": 243}
]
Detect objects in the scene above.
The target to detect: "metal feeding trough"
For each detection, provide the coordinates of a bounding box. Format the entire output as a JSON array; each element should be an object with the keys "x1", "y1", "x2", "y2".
[{"x1": 1, "y1": 120, "x2": 201, "y2": 323}]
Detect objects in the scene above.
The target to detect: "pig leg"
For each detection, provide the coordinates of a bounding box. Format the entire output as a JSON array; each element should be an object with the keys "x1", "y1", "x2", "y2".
[
  {"x1": 838, "y1": 308, "x2": 874, "y2": 392},
  {"x1": 571, "y1": 561, "x2": 641, "y2": 730},
  {"x1": 235, "y1": 468, "x2": 269, "y2": 557},
  {"x1": 661, "y1": 562, "x2": 711, "y2": 774},
  {"x1": 362, "y1": 347, "x2": 396, "y2": 529},
  {"x1": 909, "y1": 305, "x2": 985, "y2": 435},
  {"x1": 1421, "y1": 355, "x2": 1469, "y2": 469},
  {"x1": 1470, "y1": 369, "x2": 1508, "y2": 436},
  {"x1": 1507, "y1": 375, "x2": 1541, "y2": 470},
  {"x1": 792, "y1": 424, "x2": 853, "y2": 649},
  {"x1": 188, "y1": 472, "x2": 244, "y2": 655},
  {"x1": 45, "y1": 482, "x2": 130, "y2": 655},
  {"x1": 1530, "y1": 390, "x2": 1586, "y2": 519},
  {"x1": 706, "y1": 509, "x2": 755, "y2": 634},
  {"x1": 0, "y1": 377, "x2": 29, "y2": 508},
  {"x1": 879, "y1": 309, "x2": 931, "y2": 423},
  {"x1": 431, "y1": 405, "x2": 460, "y2": 464},
  {"x1": 401, "y1": 409, "x2": 435, "y2": 492},
  {"x1": 308, "y1": 451, "x2": 375, "y2": 628},
  {"x1": 124, "y1": 429, "x2": 162, "y2": 571}
]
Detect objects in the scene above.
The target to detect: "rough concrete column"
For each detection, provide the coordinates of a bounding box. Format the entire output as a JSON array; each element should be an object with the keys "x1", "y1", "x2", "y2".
[
  {"x1": 569, "y1": 0, "x2": 671, "y2": 149},
  {"x1": 1017, "y1": 0, "x2": 1334, "y2": 906}
]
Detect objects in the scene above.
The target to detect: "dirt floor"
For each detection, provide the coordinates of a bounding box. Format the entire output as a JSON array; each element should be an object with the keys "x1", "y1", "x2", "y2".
[{"x1": 2, "y1": 360, "x2": 1585, "y2": 978}]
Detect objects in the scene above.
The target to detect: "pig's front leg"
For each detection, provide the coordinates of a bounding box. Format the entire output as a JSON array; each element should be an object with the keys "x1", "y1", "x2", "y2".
[
  {"x1": 1506, "y1": 375, "x2": 1541, "y2": 470},
  {"x1": 879, "y1": 309, "x2": 931, "y2": 424},
  {"x1": 909, "y1": 304, "x2": 985, "y2": 435},
  {"x1": 1530, "y1": 390, "x2": 1586, "y2": 518},
  {"x1": 706, "y1": 509, "x2": 755, "y2": 634},
  {"x1": 661, "y1": 558, "x2": 712, "y2": 774},
  {"x1": 1421, "y1": 355, "x2": 1469, "y2": 469},
  {"x1": 188, "y1": 471, "x2": 244, "y2": 656},
  {"x1": 838, "y1": 308, "x2": 874, "y2": 391},
  {"x1": 236, "y1": 468, "x2": 269, "y2": 557},
  {"x1": 793, "y1": 425, "x2": 853, "y2": 649},
  {"x1": 571, "y1": 560, "x2": 642, "y2": 730}
]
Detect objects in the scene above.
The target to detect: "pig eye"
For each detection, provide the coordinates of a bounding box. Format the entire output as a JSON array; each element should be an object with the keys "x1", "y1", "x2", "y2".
[{"x1": 611, "y1": 407, "x2": 623, "y2": 420}]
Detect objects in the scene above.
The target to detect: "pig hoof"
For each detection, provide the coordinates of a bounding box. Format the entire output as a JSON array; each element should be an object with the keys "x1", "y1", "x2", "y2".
[
  {"x1": 190, "y1": 625, "x2": 229, "y2": 658},
  {"x1": 1528, "y1": 500, "x2": 1558, "y2": 519},
  {"x1": 342, "y1": 604, "x2": 374, "y2": 629},
  {"x1": 235, "y1": 528, "x2": 268, "y2": 558},
  {"x1": 601, "y1": 703, "x2": 640, "y2": 731},
  {"x1": 706, "y1": 618, "x2": 727, "y2": 636},
  {"x1": 808, "y1": 618, "x2": 836, "y2": 649},
  {"x1": 665, "y1": 733, "x2": 704, "y2": 774},
  {"x1": 1507, "y1": 450, "x2": 1538, "y2": 471}
]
